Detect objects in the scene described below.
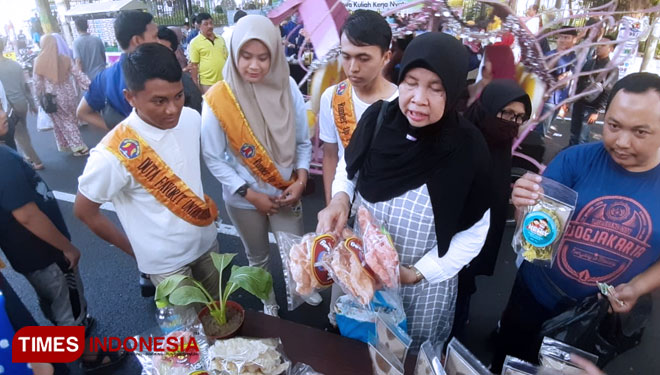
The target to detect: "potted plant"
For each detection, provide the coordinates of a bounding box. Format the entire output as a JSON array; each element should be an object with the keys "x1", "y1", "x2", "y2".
[{"x1": 154, "y1": 253, "x2": 273, "y2": 340}]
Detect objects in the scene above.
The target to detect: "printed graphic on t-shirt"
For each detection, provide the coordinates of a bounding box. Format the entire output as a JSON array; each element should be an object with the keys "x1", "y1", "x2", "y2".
[{"x1": 557, "y1": 196, "x2": 652, "y2": 285}]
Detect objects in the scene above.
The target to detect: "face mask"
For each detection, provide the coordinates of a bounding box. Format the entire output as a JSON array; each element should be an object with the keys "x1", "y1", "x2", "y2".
[{"x1": 481, "y1": 117, "x2": 519, "y2": 146}]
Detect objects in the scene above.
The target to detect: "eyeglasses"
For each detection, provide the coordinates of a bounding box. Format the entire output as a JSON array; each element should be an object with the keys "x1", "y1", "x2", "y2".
[{"x1": 497, "y1": 110, "x2": 528, "y2": 125}]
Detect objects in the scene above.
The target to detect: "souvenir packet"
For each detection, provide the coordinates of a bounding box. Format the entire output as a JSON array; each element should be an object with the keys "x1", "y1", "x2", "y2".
[
  {"x1": 501, "y1": 356, "x2": 539, "y2": 375},
  {"x1": 368, "y1": 340, "x2": 404, "y2": 375},
  {"x1": 512, "y1": 177, "x2": 577, "y2": 267},
  {"x1": 538, "y1": 337, "x2": 599, "y2": 375},
  {"x1": 444, "y1": 338, "x2": 491, "y2": 375},
  {"x1": 376, "y1": 313, "x2": 412, "y2": 364},
  {"x1": 414, "y1": 340, "x2": 446, "y2": 375}
]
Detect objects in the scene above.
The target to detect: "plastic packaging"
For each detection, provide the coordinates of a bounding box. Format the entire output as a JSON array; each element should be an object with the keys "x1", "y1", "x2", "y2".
[
  {"x1": 136, "y1": 324, "x2": 211, "y2": 375},
  {"x1": 288, "y1": 363, "x2": 324, "y2": 375},
  {"x1": 155, "y1": 300, "x2": 193, "y2": 335},
  {"x1": 323, "y1": 231, "x2": 378, "y2": 305},
  {"x1": 334, "y1": 290, "x2": 407, "y2": 344},
  {"x1": 355, "y1": 206, "x2": 400, "y2": 290},
  {"x1": 376, "y1": 313, "x2": 411, "y2": 365},
  {"x1": 512, "y1": 177, "x2": 577, "y2": 267},
  {"x1": 538, "y1": 337, "x2": 599, "y2": 375},
  {"x1": 501, "y1": 356, "x2": 540, "y2": 375},
  {"x1": 415, "y1": 340, "x2": 446, "y2": 375},
  {"x1": 277, "y1": 232, "x2": 336, "y2": 310},
  {"x1": 443, "y1": 338, "x2": 490, "y2": 375},
  {"x1": 208, "y1": 337, "x2": 291, "y2": 375},
  {"x1": 368, "y1": 339, "x2": 404, "y2": 375}
]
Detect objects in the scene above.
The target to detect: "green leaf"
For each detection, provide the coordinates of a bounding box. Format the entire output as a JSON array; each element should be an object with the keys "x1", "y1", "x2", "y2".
[
  {"x1": 227, "y1": 265, "x2": 273, "y2": 301},
  {"x1": 168, "y1": 285, "x2": 210, "y2": 306},
  {"x1": 154, "y1": 274, "x2": 188, "y2": 301},
  {"x1": 222, "y1": 281, "x2": 241, "y2": 304},
  {"x1": 210, "y1": 252, "x2": 237, "y2": 275}
]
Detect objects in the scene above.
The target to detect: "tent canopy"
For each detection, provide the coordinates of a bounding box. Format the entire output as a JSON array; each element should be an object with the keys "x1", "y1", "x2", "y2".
[{"x1": 65, "y1": 0, "x2": 148, "y2": 17}]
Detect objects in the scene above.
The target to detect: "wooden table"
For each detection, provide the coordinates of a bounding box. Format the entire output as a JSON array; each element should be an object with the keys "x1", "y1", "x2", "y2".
[{"x1": 239, "y1": 310, "x2": 417, "y2": 374}]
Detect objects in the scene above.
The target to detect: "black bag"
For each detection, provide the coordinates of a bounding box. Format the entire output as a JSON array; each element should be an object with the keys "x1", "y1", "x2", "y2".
[
  {"x1": 540, "y1": 294, "x2": 651, "y2": 367},
  {"x1": 40, "y1": 93, "x2": 57, "y2": 114}
]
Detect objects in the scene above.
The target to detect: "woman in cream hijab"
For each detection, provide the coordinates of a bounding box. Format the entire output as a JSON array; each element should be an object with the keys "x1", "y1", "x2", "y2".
[{"x1": 201, "y1": 15, "x2": 313, "y2": 316}]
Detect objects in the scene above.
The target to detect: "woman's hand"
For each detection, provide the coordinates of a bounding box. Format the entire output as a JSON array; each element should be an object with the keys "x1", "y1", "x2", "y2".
[
  {"x1": 511, "y1": 173, "x2": 543, "y2": 209},
  {"x1": 399, "y1": 265, "x2": 419, "y2": 285},
  {"x1": 245, "y1": 189, "x2": 279, "y2": 216},
  {"x1": 277, "y1": 170, "x2": 308, "y2": 207},
  {"x1": 316, "y1": 193, "x2": 350, "y2": 234}
]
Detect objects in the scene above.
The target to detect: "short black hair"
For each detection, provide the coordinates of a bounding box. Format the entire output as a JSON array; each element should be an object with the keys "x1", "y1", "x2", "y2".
[
  {"x1": 234, "y1": 10, "x2": 247, "y2": 23},
  {"x1": 340, "y1": 9, "x2": 391, "y2": 53},
  {"x1": 75, "y1": 18, "x2": 88, "y2": 33},
  {"x1": 197, "y1": 12, "x2": 212, "y2": 23},
  {"x1": 157, "y1": 26, "x2": 178, "y2": 51},
  {"x1": 122, "y1": 43, "x2": 182, "y2": 92},
  {"x1": 184, "y1": 22, "x2": 190, "y2": 27},
  {"x1": 607, "y1": 72, "x2": 660, "y2": 111},
  {"x1": 114, "y1": 10, "x2": 154, "y2": 50},
  {"x1": 558, "y1": 25, "x2": 577, "y2": 37}
]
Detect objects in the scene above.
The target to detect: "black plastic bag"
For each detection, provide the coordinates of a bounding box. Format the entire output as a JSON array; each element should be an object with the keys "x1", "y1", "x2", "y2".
[
  {"x1": 540, "y1": 294, "x2": 651, "y2": 367},
  {"x1": 40, "y1": 93, "x2": 57, "y2": 114}
]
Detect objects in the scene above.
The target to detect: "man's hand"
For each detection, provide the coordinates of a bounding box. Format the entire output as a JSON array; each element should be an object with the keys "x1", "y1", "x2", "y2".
[
  {"x1": 587, "y1": 113, "x2": 599, "y2": 124},
  {"x1": 608, "y1": 282, "x2": 641, "y2": 314},
  {"x1": 316, "y1": 192, "x2": 350, "y2": 235},
  {"x1": 245, "y1": 189, "x2": 279, "y2": 216},
  {"x1": 63, "y1": 247, "x2": 81, "y2": 269},
  {"x1": 570, "y1": 355, "x2": 605, "y2": 375},
  {"x1": 511, "y1": 173, "x2": 543, "y2": 209}
]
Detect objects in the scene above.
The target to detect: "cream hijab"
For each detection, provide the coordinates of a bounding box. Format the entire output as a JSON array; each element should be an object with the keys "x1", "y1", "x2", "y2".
[
  {"x1": 34, "y1": 34, "x2": 71, "y2": 84},
  {"x1": 223, "y1": 15, "x2": 296, "y2": 169}
]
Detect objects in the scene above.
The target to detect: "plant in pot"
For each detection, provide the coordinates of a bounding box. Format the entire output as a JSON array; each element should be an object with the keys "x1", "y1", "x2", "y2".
[{"x1": 154, "y1": 253, "x2": 272, "y2": 340}]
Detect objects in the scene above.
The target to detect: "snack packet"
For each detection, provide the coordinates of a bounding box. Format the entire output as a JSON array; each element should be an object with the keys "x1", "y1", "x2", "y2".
[
  {"x1": 444, "y1": 338, "x2": 490, "y2": 375},
  {"x1": 512, "y1": 177, "x2": 577, "y2": 267},
  {"x1": 289, "y1": 363, "x2": 324, "y2": 375},
  {"x1": 355, "y1": 206, "x2": 400, "y2": 290},
  {"x1": 501, "y1": 356, "x2": 540, "y2": 375},
  {"x1": 277, "y1": 232, "x2": 336, "y2": 310},
  {"x1": 415, "y1": 340, "x2": 446, "y2": 375},
  {"x1": 376, "y1": 313, "x2": 411, "y2": 365},
  {"x1": 323, "y1": 230, "x2": 378, "y2": 305},
  {"x1": 538, "y1": 337, "x2": 599, "y2": 375},
  {"x1": 136, "y1": 324, "x2": 211, "y2": 375},
  {"x1": 368, "y1": 340, "x2": 404, "y2": 375},
  {"x1": 208, "y1": 337, "x2": 290, "y2": 375}
]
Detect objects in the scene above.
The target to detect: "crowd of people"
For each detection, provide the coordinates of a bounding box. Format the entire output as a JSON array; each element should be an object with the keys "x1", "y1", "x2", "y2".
[{"x1": 0, "y1": 6, "x2": 659, "y2": 375}]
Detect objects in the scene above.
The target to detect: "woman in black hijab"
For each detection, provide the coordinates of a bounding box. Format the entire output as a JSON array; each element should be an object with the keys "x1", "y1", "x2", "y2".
[
  {"x1": 317, "y1": 32, "x2": 492, "y2": 350},
  {"x1": 452, "y1": 79, "x2": 531, "y2": 338}
]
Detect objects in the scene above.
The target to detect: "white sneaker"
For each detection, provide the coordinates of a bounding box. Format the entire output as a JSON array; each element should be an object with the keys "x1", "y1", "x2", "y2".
[
  {"x1": 304, "y1": 292, "x2": 323, "y2": 306},
  {"x1": 263, "y1": 304, "x2": 279, "y2": 317}
]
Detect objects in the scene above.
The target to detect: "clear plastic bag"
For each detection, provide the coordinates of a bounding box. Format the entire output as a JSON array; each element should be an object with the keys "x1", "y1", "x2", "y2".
[
  {"x1": 512, "y1": 177, "x2": 577, "y2": 267},
  {"x1": 415, "y1": 340, "x2": 446, "y2": 375},
  {"x1": 135, "y1": 322, "x2": 211, "y2": 375},
  {"x1": 208, "y1": 337, "x2": 291, "y2": 375},
  {"x1": 368, "y1": 339, "x2": 404, "y2": 375},
  {"x1": 375, "y1": 313, "x2": 411, "y2": 365},
  {"x1": 538, "y1": 337, "x2": 599, "y2": 375},
  {"x1": 333, "y1": 290, "x2": 407, "y2": 344},
  {"x1": 443, "y1": 338, "x2": 490, "y2": 375},
  {"x1": 355, "y1": 206, "x2": 400, "y2": 290},
  {"x1": 288, "y1": 363, "x2": 324, "y2": 375},
  {"x1": 277, "y1": 232, "x2": 337, "y2": 310},
  {"x1": 37, "y1": 106, "x2": 53, "y2": 131}
]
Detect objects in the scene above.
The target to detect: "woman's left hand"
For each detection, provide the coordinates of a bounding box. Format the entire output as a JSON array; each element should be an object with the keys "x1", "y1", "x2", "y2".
[
  {"x1": 399, "y1": 265, "x2": 418, "y2": 285},
  {"x1": 277, "y1": 181, "x2": 305, "y2": 207}
]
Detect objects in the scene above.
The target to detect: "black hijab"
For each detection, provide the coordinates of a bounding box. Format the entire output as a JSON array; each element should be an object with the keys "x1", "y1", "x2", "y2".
[
  {"x1": 463, "y1": 79, "x2": 531, "y2": 276},
  {"x1": 344, "y1": 32, "x2": 492, "y2": 257}
]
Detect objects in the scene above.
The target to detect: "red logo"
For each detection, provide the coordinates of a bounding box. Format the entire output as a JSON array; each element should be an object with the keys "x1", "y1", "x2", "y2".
[
  {"x1": 13, "y1": 326, "x2": 85, "y2": 363},
  {"x1": 119, "y1": 139, "x2": 140, "y2": 159},
  {"x1": 336, "y1": 81, "x2": 348, "y2": 95},
  {"x1": 240, "y1": 143, "x2": 256, "y2": 158}
]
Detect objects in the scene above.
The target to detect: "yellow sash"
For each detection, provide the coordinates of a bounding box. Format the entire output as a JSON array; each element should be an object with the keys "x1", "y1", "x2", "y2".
[
  {"x1": 204, "y1": 81, "x2": 294, "y2": 190},
  {"x1": 331, "y1": 80, "x2": 358, "y2": 149},
  {"x1": 102, "y1": 123, "x2": 218, "y2": 227}
]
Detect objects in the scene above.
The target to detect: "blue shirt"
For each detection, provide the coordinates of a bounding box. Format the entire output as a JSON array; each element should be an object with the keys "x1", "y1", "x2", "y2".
[
  {"x1": 0, "y1": 146, "x2": 68, "y2": 274},
  {"x1": 84, "y1": 53, "x2": 132, "y2": 117},
  {"x1": 522, "y1": 143, "x2": 660, "y2": 310},
  {"x1": 186, "y1": 29, "x2": 199, "y2": 45},
  {"x1": 545, "y1": 49, "x2": 576, "y2": 105}
]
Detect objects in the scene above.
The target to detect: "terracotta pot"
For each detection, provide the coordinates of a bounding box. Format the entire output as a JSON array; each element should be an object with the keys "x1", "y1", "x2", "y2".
[{"x1": 198, "y1": 300, "x2": 245, "y2": 341}]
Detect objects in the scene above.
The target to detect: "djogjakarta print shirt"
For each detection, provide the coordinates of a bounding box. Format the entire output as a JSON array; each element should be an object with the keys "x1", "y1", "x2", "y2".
[{"x1": 521, "y1": 142, "x2": 660, "y2": 310}]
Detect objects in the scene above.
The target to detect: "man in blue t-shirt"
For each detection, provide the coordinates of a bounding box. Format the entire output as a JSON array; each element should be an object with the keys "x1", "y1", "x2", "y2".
[
  {"x1": 76, "y1": 10, "x2": 157, "y2": 131},
  {"x1": 493, "y1": 72, "x2": 660, "y2": 371}
]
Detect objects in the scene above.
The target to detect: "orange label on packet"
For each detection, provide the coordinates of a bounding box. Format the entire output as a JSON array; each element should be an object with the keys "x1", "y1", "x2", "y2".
[
  {"x1": 310, "y1": 234, "x2": 336, "y2": 286},
  {"x1": 344, "y1": 237, "x2": 377, "y2": 280}
]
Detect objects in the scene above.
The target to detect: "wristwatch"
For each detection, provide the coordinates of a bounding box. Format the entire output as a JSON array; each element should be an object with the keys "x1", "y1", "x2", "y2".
[
  {"x1": 235, "y1": 183, "x2": 250, "y2": 197},
  {"x1": 405, "y1": 264, "x2": 424, "y2": 284}
]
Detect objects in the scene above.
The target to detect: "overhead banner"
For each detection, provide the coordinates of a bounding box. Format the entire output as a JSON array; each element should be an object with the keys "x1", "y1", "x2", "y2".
[{"x1": 342, "y1": 0, "x2": 408, "y2": 12}]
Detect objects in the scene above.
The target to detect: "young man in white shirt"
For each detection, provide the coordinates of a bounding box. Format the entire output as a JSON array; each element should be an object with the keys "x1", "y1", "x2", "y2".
[
  {"x1": 319, "y1": 10, "x2": 398, "y2": 205},
  {"x1": 74, "y1": 43, "x2": 220, "y2": 297}
]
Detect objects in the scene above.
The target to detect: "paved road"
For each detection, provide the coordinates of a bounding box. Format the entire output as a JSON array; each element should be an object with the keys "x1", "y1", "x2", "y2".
[{"x1": 3, "y1": 113, "x2": 658, "y2": 374}]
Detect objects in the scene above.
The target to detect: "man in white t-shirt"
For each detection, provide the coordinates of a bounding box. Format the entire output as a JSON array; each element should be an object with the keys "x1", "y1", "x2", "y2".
[
  {"x1": 74, "y1": 44, "x2": 220, "y2": 297},
  {"x1": 319, "y1": 10, "x2": 398, "y2": 205}
]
